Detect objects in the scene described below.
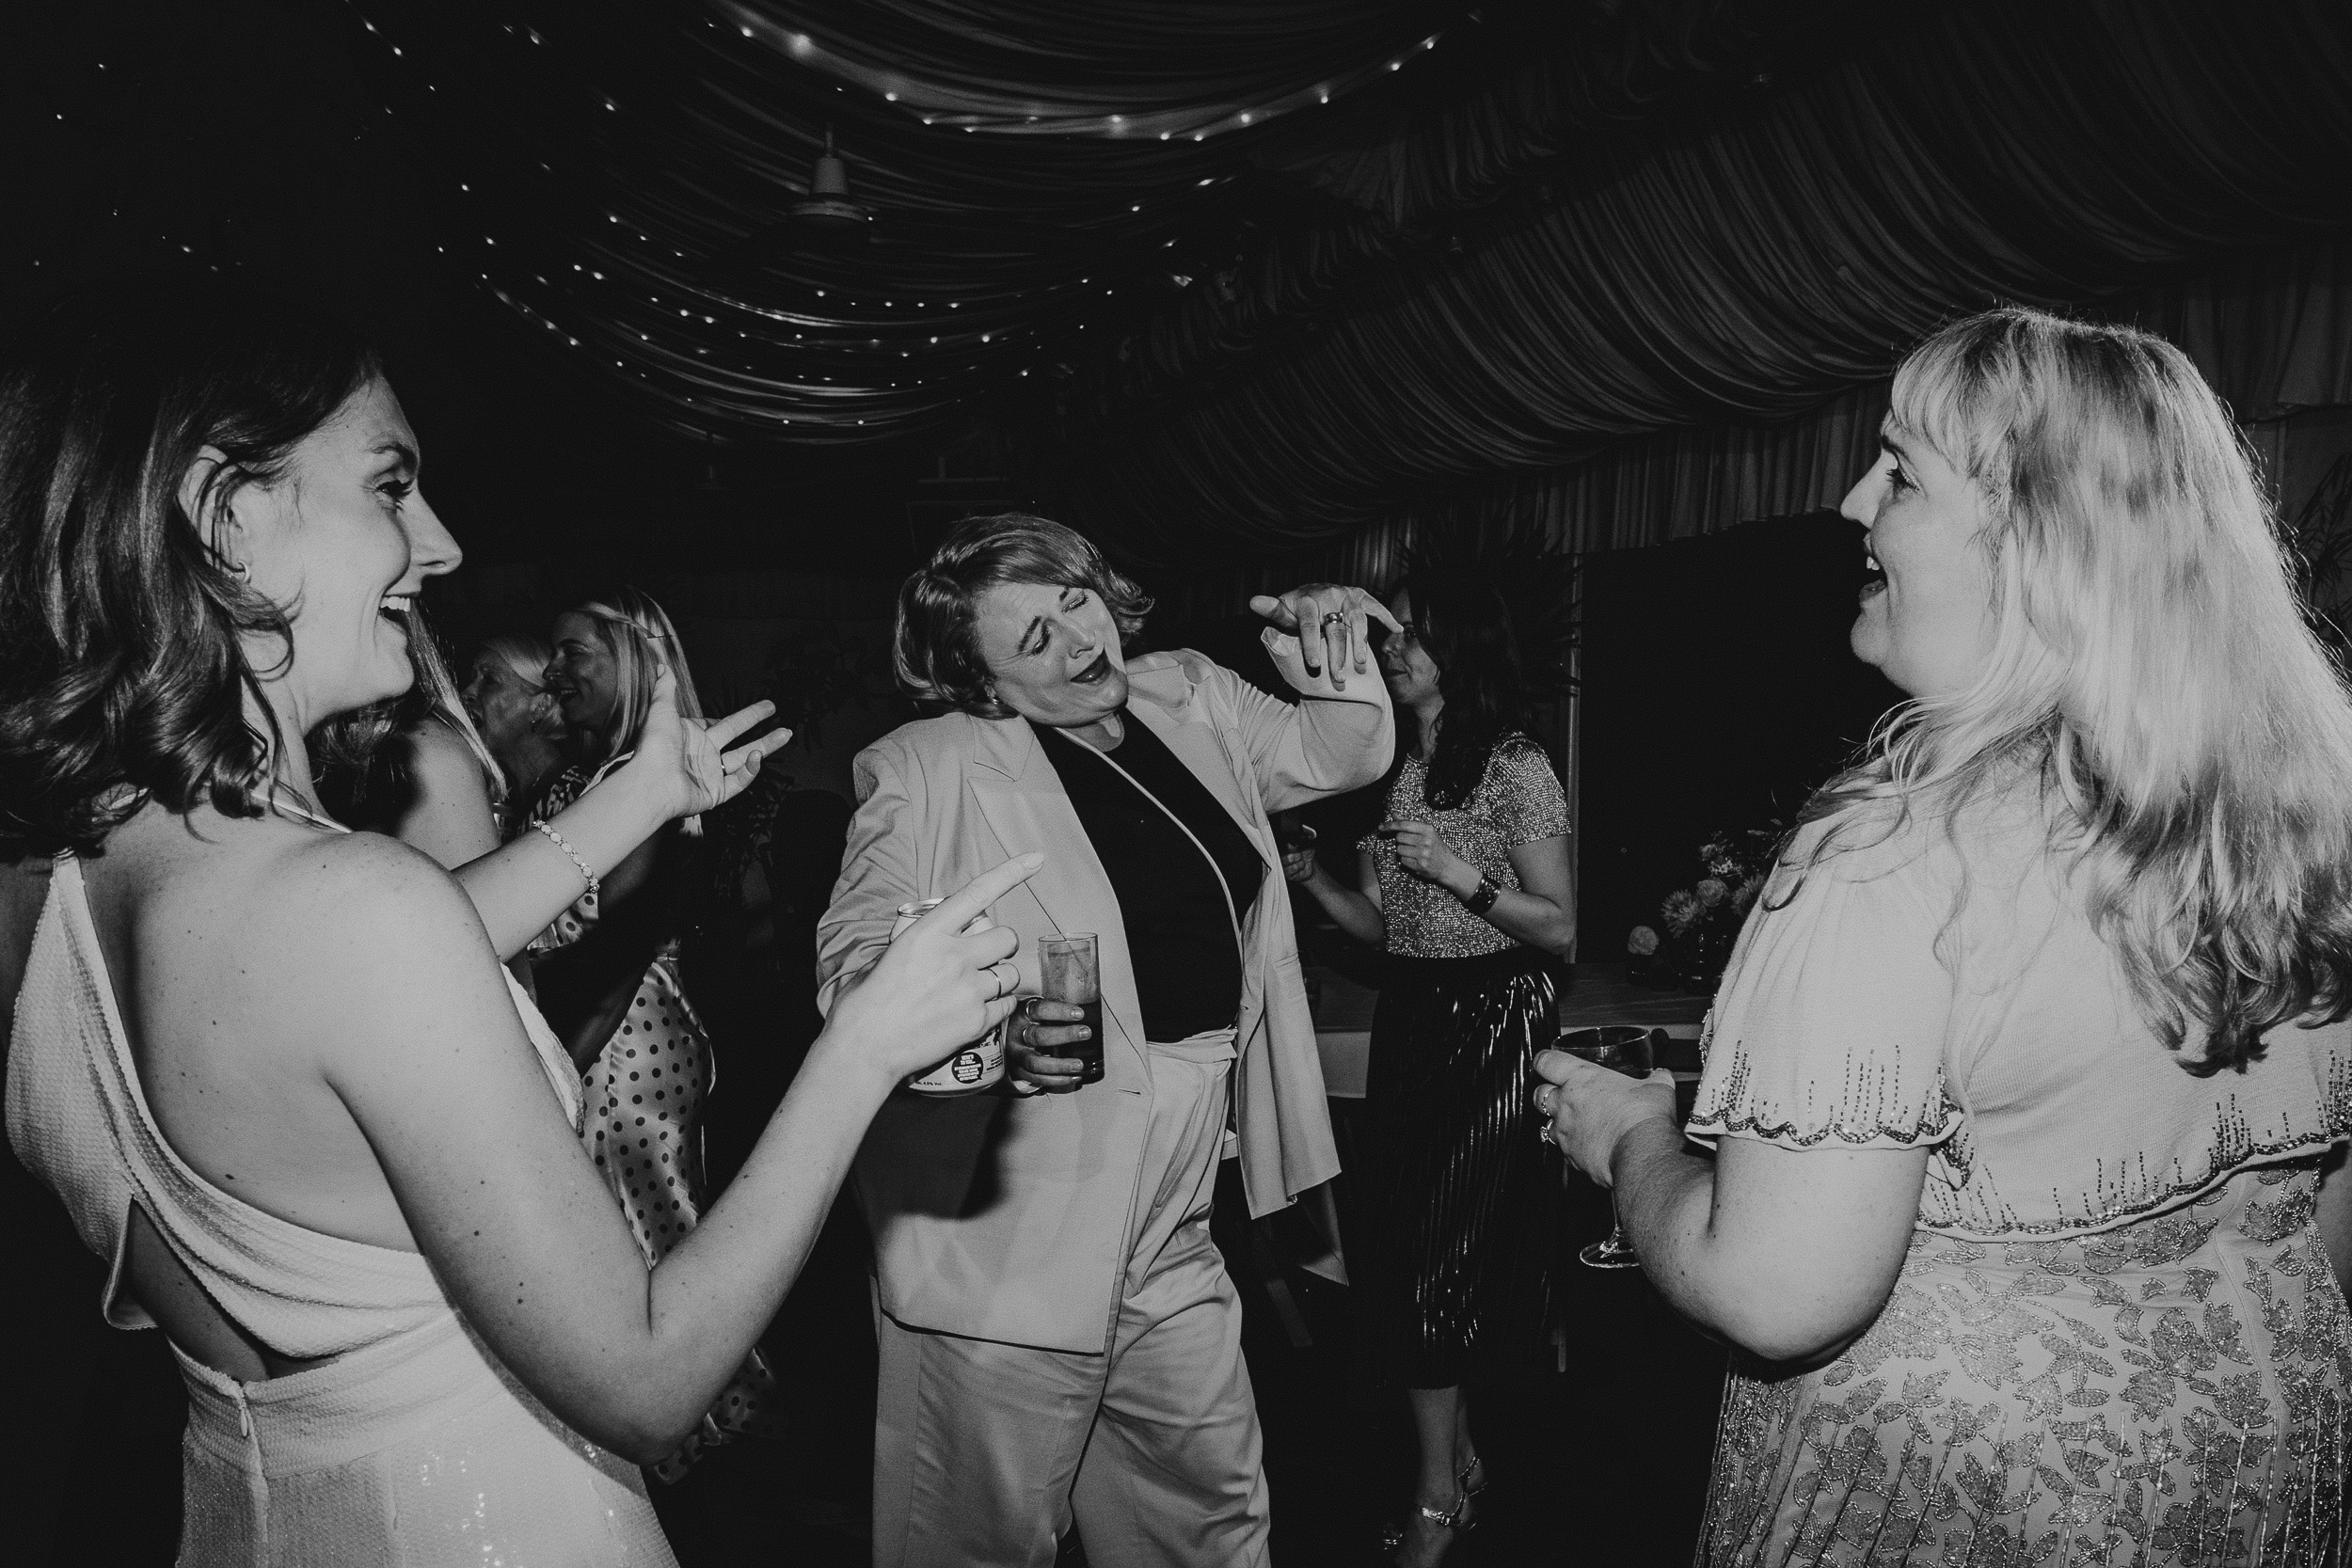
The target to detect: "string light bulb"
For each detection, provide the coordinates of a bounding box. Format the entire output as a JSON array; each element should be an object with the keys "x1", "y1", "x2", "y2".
[{"x1": 397, "y1": 12, "x2": 1449, "y2": 441}]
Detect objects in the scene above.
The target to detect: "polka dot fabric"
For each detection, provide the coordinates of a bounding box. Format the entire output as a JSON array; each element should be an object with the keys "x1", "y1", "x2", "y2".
[
  {"x1": 529, "y1": 765, "x2": 779, "y2": 1479},
  {"x1": 581, "y1": 953, "x2": 780, "y2": 1481},
  {"x1": 582, "y1": 955, "x2": 712, "y2": 1259}
]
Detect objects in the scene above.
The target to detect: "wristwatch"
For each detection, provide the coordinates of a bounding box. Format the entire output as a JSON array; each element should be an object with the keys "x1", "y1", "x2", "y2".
[{"x1": 1461, "y1": 875, "x2": 1502, "y2": 916}]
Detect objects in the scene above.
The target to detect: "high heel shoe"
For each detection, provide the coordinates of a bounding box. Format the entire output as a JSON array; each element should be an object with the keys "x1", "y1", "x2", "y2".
[
  {"x1": 1457, "y1": 1451, "x2": 1488, "y2": 1508},
  {"x1": 1379, "y1": 1483, "x2": 1476, "y2": 1566}
]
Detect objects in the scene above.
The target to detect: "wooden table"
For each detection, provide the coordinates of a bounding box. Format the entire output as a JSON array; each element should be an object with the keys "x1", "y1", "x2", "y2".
[{"x1": 1309, "y1": 959, "x2": 1711, "y2": 1098}]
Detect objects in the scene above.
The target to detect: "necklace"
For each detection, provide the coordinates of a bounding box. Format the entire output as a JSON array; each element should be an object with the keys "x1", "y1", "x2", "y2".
[{"x1": 267, "y1": 787, "x2": 351, "y2": 836}]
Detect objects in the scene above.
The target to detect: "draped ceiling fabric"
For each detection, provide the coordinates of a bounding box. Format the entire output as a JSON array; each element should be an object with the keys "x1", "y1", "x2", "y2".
[
  {"x1": 341, "y1": 0, "x2": 1917, "y2": 446},
  {"x1": 349, "y1": 0, "x2": 1552, "y2": 445},
  {"x1": 1289, "y1": 240, "x2": 2352, "y2": 585},
  {"x1": 713, "y1": 0, "x2": 1454, "y2": 141},
  {"x1": 342, "y1": 0, "x2": 2351, "y2": 567},
  {"x1": 1051, "y1": 0, "x2": 2352, "y2": 567}
]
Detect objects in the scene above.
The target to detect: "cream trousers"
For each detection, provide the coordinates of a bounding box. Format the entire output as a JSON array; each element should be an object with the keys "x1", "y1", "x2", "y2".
[{"x1": 870, "y1": 1029, "x2": 1270, "y2": 1568}]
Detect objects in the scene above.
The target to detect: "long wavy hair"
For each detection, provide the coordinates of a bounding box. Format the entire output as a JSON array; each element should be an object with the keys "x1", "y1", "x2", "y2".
[
  {"x1": 1391, "y1": 568, "x2": 1534, "y2": 810},
  {"x1": 1804, "y1": 306, "x2": 2352, "y2": 1074},
  {"x1": 894, "y1": 513, "x2": 1153, "y2": 717},
  {"x1": 0, "y1": 278, "x2": 381, "y2": 860},
  {"x1": 566, "y1": 585, "x2": 706, "y2": 832}
]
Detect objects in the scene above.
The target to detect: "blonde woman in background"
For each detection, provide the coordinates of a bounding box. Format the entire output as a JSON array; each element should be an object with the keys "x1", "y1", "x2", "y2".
[
  {"x1": 462, "y1": 630, "x2": 568, "y2": 831},
  {"x1": 534, "y1": 584, "x2": 771, "y2": 1477},
  {"x1": 1543, "y1": 307, "x2": 2352, "y2": 1562}
]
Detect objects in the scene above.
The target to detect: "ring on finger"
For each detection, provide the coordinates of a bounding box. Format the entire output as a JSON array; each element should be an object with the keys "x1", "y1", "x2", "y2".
[
  {"x1": 988, "y1": 960, "x2": 1018, "y2": 1000},
  {"x1": 1320, "y1": 611, "x2": 1345, "y2": 627}
]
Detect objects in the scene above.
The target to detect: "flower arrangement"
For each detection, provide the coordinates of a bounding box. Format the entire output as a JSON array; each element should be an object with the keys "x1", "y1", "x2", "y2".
[{"x1": 1627, "y1": 823, "x2": 1785, "y2": 991}]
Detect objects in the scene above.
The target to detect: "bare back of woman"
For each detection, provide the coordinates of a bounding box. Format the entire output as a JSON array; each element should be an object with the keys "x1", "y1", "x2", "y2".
[
  {"x1": 42, "y1": 809, "x2": 431, "y2": 1380},
  {"x1": 4, "y1": 852, "x2": 288, "y2": 1382}
]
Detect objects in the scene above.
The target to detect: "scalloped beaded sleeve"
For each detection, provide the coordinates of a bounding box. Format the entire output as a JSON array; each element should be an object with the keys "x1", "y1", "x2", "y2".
[{"x1": 1685, "y1": 822, "x2": 1962, "y2": 1154}]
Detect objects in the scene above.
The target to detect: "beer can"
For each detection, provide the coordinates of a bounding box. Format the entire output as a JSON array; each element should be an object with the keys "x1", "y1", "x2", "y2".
[{"x1": 889, "y1": 898, "x2": 1008, "y2": 1096}]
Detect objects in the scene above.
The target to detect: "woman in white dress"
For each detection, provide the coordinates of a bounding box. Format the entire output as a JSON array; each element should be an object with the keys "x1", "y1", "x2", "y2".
[{"x1": 0, "y1": 280, "x2": 1040, "y2": 1565}]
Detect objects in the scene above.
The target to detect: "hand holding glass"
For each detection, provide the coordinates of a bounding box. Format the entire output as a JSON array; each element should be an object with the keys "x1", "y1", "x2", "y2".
[
  {"x1": 1041, "y1": 934, "x2": 1104, "y2": 1085},
  {"x1": 1555, "y1": 1025, "x2": 1656, "y2": 1270}
]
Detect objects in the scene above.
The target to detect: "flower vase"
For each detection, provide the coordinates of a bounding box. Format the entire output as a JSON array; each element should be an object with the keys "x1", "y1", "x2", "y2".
[{"x1": 1678, "y1": 918, "x2": 1737, "y2": 993}]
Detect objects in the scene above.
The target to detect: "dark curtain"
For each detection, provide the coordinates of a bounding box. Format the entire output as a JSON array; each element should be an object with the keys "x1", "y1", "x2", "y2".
[
  {"x1": 1132, "y1": 236, "x2": 2352, "y2": 625},
  {"x1": 1573, "y1": 511, "x2": 1899, "y2": 956},
  {"x1": 1062, "y1": 0, "x2": 2352, "y2": 562}
]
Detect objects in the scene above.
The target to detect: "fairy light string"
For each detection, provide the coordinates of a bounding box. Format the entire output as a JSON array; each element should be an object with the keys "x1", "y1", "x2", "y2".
[{"x1": 330, "y1": 0, "x2": 1455, "y2": 446}]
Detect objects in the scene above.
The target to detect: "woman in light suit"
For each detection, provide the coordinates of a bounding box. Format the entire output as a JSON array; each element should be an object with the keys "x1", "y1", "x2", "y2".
[{"x1": 818, "y1": 514, "x2": 1397, "y2": 1568}]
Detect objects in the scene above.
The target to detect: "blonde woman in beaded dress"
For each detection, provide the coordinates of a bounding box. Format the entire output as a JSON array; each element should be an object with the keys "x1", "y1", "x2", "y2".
[
  {"x1": 0, "y1": 278, "x2": 1044, "y2": 1566},
  {"x1": 1290, "y1": 570, "x2": 1576, "y2": 1566},
  {"x1": 1540, "y1": 308, "x2": 2352, "y2": 1564}
]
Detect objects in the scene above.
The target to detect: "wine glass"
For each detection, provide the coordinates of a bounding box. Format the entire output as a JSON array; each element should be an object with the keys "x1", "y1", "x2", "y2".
[{"x1": 1555, "y1": 1025, "x2": 1657, "y2": 1270}]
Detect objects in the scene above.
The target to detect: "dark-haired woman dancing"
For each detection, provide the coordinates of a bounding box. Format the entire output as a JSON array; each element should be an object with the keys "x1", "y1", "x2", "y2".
[{"x1": 1287, "y1": 571, "x2": 1575, "y2": 1567}]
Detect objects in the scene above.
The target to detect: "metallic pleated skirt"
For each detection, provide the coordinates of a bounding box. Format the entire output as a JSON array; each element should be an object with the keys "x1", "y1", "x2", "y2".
[{"x1": 1357, "y1": 945, "x2": 1561, "y2": 1389}]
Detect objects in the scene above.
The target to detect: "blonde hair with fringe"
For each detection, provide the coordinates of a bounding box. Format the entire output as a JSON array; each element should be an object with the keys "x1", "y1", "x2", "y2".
[
  {"x1": 1804, "y1": 307, "x2": 2352, "y2": 1074},
  {"x1": 568, "y1": 585, "x2": 707, "y2": 833}
]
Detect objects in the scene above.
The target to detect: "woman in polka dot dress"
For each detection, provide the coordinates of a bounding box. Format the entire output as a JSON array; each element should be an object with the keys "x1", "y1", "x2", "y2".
[{"x1": 533, "y1": 586, "x2": 778, "y2": 1479}]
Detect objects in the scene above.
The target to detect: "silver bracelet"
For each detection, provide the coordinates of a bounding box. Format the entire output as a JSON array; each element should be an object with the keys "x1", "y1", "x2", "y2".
[{"x1": 532, "y1": 819, "x2": 599, "y2": 896}]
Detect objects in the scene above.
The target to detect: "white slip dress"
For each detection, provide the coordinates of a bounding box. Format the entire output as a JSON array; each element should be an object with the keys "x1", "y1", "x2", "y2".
[{"x1": 5, "y1": 856, "x2": 678, "y2": 1567}]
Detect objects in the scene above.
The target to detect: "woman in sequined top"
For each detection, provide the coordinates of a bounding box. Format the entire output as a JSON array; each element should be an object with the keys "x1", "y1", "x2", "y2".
[
  {"x1": 1288, "y1": 569, "x2": 1575, "y2": 1567},
  {"x1": 1540, "y1": 308, "x2": 2352, "y2": 1565}
]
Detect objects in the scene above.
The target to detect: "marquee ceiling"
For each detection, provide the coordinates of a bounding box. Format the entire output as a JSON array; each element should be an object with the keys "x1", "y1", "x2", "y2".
[
  {"x1": 349, "y1": 0, "x2": 1516, "y2": 445},
  {"x1": 1065, "y1": 0, "x2": 2352, "y2": 561},
  {"x1": 341, "y1": 0, "x2": 1896, "y2": 453},
  {"x1": 22, "y1": 1, "x2": 2344, "y2": 572}
]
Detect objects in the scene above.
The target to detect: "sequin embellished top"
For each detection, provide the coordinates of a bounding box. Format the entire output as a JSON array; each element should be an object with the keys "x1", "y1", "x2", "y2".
[
  {"x1": 1686, "y1": 792, "x2": 2352, "y2": 1239},
  {"x1": 1360, "y1": 735, "x2": 1568, "y2": 959}
]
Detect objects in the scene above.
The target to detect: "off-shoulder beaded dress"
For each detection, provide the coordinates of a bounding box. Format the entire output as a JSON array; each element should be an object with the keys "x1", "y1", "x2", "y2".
[{"x1": 1686, "y1": 798, "x2": 2352, "y2": 1565}]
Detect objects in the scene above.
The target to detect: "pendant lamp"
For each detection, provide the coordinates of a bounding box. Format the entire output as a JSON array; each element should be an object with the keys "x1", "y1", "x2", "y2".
[{"x1": 791, "y1": 127, "x2": 872, "y2": 238}]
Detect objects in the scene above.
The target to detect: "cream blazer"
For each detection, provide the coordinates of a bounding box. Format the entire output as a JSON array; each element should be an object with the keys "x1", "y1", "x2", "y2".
[{"x1": 816, "y1": 631, "x2": 1393, "y2": 1353}]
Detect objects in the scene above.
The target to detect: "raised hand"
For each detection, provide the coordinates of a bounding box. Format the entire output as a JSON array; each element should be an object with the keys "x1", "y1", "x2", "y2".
[
  {"x1": 832, "y1": 854, "x2": 1045, "y2": 1085},
  {"x1": 629, "y1": 665, "x2": 793, "y2": 821},
  {"x1": 1247, "y1": 583, "x2": 1403, "y2": 689}
]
